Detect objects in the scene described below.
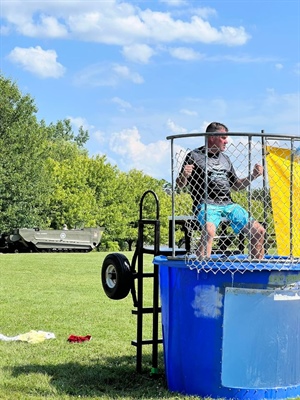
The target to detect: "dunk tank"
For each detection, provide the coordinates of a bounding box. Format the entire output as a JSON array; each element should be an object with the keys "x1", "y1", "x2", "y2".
[{"x1": 156, "y1": 131, "x2": 300, "y2": 399}]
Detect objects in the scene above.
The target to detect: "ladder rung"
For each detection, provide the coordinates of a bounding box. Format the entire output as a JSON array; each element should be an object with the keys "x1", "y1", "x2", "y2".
[
  {"x1": 132, "y1": 307, "x2": 161, "y2": 315},
  {"x1": 131, "y1": 339, "x2": 163, "y2": 346},
  {"x1": 142, "y1": 248, "x2": 158, "y2": 254},
  {"x1": 132, "y1": 272, "x2": 155, "y2": 278},
  {"x1": 139, "y1": 272, "x2": 155, "y2": 277}
]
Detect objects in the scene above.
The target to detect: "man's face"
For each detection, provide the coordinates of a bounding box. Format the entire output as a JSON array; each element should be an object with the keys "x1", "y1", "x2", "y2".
[{"x1": 208, "y1": 132, "x2": 229, "y2": 153}]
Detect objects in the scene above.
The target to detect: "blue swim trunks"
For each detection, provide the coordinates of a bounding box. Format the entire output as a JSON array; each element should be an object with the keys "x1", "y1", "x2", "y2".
[{"x1": 197, "y1": 203, "x2": 250, "y2": 234}]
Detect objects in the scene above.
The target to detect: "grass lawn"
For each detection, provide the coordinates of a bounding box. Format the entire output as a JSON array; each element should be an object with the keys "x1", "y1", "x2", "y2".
[{"x1": 0, "y1": 251, "x2": 202, "y2": 400}]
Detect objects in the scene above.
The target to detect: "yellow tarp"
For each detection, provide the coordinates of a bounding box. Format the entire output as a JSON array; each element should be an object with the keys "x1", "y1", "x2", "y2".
[{"x1": 266, "y1": 146, "x2": 300, "y2": 256}]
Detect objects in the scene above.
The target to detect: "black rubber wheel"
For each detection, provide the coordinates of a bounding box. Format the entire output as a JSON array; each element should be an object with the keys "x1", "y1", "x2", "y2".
[{"x1": 101, "y1": 253, "x2": 133, "y2": 300}]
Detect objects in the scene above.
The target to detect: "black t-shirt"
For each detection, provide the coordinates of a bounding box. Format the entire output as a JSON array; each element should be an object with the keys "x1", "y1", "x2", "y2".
[{"x1": 181, "y1": 146, "x2": 238, "y2": 209}]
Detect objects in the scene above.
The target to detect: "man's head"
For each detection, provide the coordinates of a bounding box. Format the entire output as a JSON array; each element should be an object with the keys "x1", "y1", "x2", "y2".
[
  {"x1": 206, "y1": 122, "x2": 228, "y2": 133},
  {"x1": 206, "y1": 122, "x2": 229, "y2": 153}
]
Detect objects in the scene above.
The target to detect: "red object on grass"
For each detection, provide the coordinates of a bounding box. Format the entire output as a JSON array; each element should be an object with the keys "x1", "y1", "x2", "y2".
[{"x1": 67, "y1": 335, "x2": 92, "y2": 343}]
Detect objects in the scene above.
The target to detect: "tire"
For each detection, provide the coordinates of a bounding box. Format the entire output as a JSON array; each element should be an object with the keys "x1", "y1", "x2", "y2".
[{"x1": 101, "y1": 253, "x2": 133, "y2": 300}]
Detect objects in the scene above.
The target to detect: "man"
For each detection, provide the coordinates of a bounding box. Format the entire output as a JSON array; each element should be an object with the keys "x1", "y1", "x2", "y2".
[{"x1": 177, "y1": 122, "x2": 265, "y2": 259}]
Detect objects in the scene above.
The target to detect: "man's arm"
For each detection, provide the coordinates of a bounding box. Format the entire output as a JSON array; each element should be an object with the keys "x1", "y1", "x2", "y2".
[
  {"x1": 232, "y1": 163, "x2": 263, "y2": 191},
  {"x1": 176, "y1": 164, "x2": 194, "y2": 188}
]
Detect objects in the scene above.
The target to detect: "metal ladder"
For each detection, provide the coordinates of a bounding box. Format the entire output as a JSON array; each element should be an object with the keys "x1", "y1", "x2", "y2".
[
  {"x1": 130, "y1": 190, "x2": 187, "y2": 373},
  {"x1": 130, "y1": 190, "x2": 162, "y2": 374}
]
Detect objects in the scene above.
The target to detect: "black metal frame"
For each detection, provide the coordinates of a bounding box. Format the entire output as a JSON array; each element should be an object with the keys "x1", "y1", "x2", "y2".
[{"x1": 129, "y1": 190, "x2": 185, "y2": 374}]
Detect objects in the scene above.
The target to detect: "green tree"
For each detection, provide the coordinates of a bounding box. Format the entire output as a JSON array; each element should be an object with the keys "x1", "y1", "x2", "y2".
[
  {"x1": 0, "y1": 74, "x2": 52, "y2": 231},
  {"x1": 46, "y1": 119, "x2": 89, "y2": 148},
  {"x1": 113, "y1": 171, "x2": 173, "y2": 248},
  {"x1": 45, "y1": 143, "x2": 98, "y2": 229}
]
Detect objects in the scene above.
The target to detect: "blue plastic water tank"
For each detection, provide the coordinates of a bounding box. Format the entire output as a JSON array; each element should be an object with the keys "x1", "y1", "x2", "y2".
[{"x1": 155, "y1": 255, "x2": 300, "y2": 399}]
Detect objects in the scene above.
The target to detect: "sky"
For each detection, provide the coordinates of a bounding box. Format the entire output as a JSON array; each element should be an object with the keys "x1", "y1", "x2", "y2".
[{"x1": 1, "y1": 0, "x2": 300, "y2": 182}]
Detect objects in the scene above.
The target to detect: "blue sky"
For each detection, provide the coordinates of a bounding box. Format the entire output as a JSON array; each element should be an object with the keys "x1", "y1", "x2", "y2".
[{"x1": 1, "y1": 0, "x2": 299, "y2": 181}]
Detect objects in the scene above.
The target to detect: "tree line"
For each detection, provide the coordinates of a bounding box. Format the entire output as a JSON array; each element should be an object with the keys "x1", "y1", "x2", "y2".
[{"x1": 0, "y1": 74, "x2": 183, "y2": 250}]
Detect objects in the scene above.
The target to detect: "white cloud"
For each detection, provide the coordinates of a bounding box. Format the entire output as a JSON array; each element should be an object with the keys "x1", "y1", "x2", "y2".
[
  {"x1": 21, "y1": 15, "x2": 68, "y2": 38},
  {"x1": 7, "y1": 46, "x2": 65, "y2": 78},
  {"x1": 113, "y1": 64, "x2": 144, "y2": 84},
  {"x1": 74, "y1": 62, "x2": 143, "y2": 87},
  {"x1": 275, "y1": 63, "x2": 283, "y2": 70},
  {"x1": 67, "y1": 116, "x2": 93, "y2": 131},
  {"x1": 1, "y1": 1, "x2": 251, "y2": 48},
  {"x1": 159, "y1": 0, "x2": 188, "y2": 6},
  {"x1": 169, "y1": 46, "x2": 203, "y2": 60},
  {"x1": 200, "y1": 54, "x2": 277, "y2": 63},
  {"x1": 111, "y1": 97, "x2": 132, "y2": 110},
  {"x1": 110, "y1": 127, "x2": 144, "y2": 156},
  {"x1": 192, "y1": 7, "x2": 217, "y2": 19},
  {"x1": 122, "y1": 43, "x2": 155, "y2": 64},
  {"x1": 0, "y1": 0, "x2": 68, "y2": 38},
  {"x1": 140, "y1": 11, "x2": 250, "y2": 46},
  {"x1": 180, "y1": 109, "x2": 198, "y2": 116},
  {"x1": 93, "y1": 130, "x2": 106, "y2": 145},
  {"x1": 108, "y1": 126, "x2": 171, "y2": 178},
  {"x1": 167, "y1": 119, "x2": 188, "y2": 134}
]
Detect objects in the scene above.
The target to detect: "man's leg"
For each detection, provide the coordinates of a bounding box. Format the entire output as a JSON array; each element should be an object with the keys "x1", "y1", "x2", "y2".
[
  {"x1": 196, "y1": 204, "x2": 222, "y2": 258},
  {"x1": 225, "y1": 204, "x2": 265, "y2": 260},
  {"x1": 196, "y1": 222, "x2": 216, "y2": 258},
  {"x1": 242, "y1": 220, "x2": 265, "y2": 260},
  {"x1": 250, "y1": 221, "x2": 265, "y2": 259}
]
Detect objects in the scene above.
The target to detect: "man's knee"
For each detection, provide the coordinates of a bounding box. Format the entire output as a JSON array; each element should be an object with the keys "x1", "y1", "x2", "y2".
[
  {"x1": 251, "y1": 221, "x2": 266, "y2": 238},
  {"x1": 204, "y1": 222, "x2": 216, "y2": 238}
]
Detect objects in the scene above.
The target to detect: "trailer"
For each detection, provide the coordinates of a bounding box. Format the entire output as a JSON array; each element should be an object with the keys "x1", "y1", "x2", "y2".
[{"x1": 0, "y1": 226, "x2": 104, "y2": 253}]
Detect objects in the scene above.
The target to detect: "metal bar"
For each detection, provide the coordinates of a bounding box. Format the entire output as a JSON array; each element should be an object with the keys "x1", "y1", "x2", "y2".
[
  {"x1": 135, "y1": 220, "x2": 144, "y2": 373},
  {"x1": 203, "y1": 135, "x2": 209, "y2": 257},
  {"x1": 261, "y1": 132, "x2": 269, "y2": 252},
  {"x1": 132, "y1": 339, "x2": 163, "y2": 346},
  {"x1": 290, "y1": 139, "x2": 295, "y2": 257},
  {"x1": 151, "y1": 218, "x2": 160, "y2": 373},
  {"x1": 247, "y1": 136, "x2": 252, "y2": 258},
  {"x1": 170, "y1": 138, "x2": 176, "y2": 257},
  {"x1": 151, "y1": 262, "x2": 159, "y2": 372},
  {"x1": 132, "y1": 307, "x2": 162, "y2": 315},
  {"x1": 166, "y1": 132, "x2": 300, "y2": 141}
]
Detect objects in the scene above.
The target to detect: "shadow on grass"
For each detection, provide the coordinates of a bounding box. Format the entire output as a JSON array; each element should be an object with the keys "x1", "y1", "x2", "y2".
[{"x1": 8, "y1": 353, "x2": 178, "y2": 399}]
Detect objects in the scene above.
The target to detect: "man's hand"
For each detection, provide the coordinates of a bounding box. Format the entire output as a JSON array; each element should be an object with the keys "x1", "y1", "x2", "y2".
[
  {"x1": 182, "y1": 164, "x2": 194, "y2": 178},
  {"x1": 176, "y1": 164, "x2": 194, "y2": 188},
  {"x1": 252, "y1": 163, "x2": 263, "y2": 179}
]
